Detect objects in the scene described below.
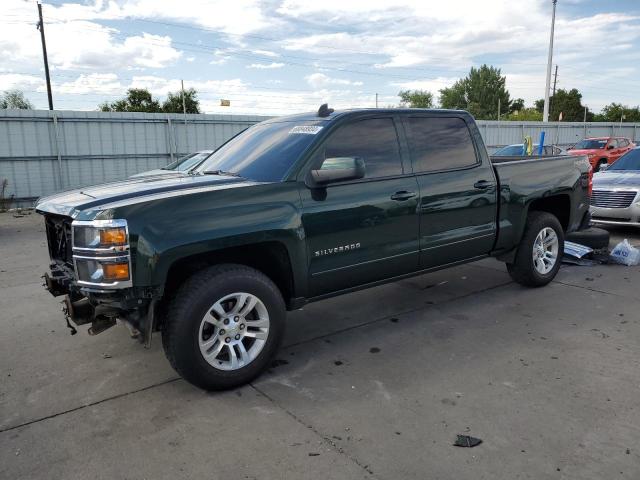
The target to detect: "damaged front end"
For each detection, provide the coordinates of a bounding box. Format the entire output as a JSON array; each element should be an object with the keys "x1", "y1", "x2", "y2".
[{"x1": 41, "y1": 214, "x2": 157, "y2": 345}]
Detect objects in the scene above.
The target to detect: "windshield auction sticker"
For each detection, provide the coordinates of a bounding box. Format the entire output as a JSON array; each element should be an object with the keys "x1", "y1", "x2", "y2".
[{"x1": 289, "y1": 125, "x2": 323, "y2": 135}]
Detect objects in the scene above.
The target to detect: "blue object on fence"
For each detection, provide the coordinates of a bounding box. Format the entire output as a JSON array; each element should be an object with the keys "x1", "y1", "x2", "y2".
[{"x1": 538, "y1": 131, "x2": 545, "y2": 155}]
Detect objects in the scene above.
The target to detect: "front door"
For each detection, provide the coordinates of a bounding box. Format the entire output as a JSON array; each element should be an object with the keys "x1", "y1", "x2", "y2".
[{"x1": 299, "y1": 117, "x2": 420, "y2": 296}]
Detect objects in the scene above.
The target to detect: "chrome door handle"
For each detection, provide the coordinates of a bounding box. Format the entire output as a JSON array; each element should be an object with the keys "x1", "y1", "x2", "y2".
[
  {"x1": 390, "y1": 191, "x2": 417, "y2": 201},
  {"x1": 474, "y1": 180, "x2": 491, "y2": 190}
]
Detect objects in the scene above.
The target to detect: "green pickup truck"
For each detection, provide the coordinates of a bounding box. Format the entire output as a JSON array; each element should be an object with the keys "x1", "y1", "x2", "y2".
[{"x1": 36, "y1": 107, "x2": 592, "y2": 390}]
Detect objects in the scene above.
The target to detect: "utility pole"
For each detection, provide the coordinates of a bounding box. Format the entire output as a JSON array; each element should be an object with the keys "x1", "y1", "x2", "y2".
[
  {"x1": 181, "y1": 79, "x2": 187, "y2": 125},
  {"x1": 497, "y1": 98, "x2": 501, "y2": 121},
  {"x1": 36, "y1": 2, "x2": 53, "y2": 110},
  {"x1": 375, "y1": 93, "x2": 378, "y2": 108},
  {"x1": 542, "y1": 0, "x2": 557, "y2": 122},
  {"x1": 549, "y1": 64, "x2": 558, "y2": 117}
]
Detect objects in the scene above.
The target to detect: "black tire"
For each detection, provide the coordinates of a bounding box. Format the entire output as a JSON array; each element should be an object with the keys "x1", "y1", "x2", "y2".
[
  {"x1": 162, "y1": 264, "x2": 286, "y2": 391},
  {"x1": 566, "y1": 227, "x2": 610, "y2": 250},
  {"x1": 507, "y1": 211, "x2": 564, "y2": 287}
]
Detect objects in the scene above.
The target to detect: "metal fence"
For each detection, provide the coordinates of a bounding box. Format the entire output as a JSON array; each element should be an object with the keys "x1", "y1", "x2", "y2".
[
  {"x1": 0, "y1": 110, "x2": 268, "y2": 204},
  {"x1": 1, "y1": 109, "x2": 639, "y2": 205}
]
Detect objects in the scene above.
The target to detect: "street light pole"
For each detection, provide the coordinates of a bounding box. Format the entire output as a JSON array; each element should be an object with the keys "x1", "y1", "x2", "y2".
[{"x1": 542, "y1": 0, "x2": 557, "y2": 123}]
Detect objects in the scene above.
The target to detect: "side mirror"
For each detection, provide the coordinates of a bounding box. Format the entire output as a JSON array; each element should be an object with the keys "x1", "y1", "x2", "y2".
[{"x1": 307, "y1": 157, "x2": 365, "y2": 186}]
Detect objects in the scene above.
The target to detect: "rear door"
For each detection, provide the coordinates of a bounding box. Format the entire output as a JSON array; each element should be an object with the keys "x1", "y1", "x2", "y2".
[
  {"x1": 299, "y1": 116, "x2": 420, "y2": 296},
  {"x1": 402, "y1": 115, "x2": 498, "y2": 269}
]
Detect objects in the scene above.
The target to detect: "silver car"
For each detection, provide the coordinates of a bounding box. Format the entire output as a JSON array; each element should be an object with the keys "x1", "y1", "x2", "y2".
[{"x1": 591, "y1": 147, "x2": 640, "y2": 227}]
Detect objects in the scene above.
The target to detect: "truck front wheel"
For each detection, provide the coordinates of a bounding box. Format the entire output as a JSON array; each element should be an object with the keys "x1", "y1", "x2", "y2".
[
  {"x1": 507, "y1": 212, "x2": 564, "y2": 287},
  {"x1": 162, "y1": 264, "x2": 286, "y2": 391}
]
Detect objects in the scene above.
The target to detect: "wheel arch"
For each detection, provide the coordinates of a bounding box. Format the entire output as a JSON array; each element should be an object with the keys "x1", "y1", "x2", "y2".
[
  {"x1": 527, "y1": 194, "x2": 571, "y2": 232},
  {"x1": 161, "y1": 241, "x2": 297, "y2": 309}
]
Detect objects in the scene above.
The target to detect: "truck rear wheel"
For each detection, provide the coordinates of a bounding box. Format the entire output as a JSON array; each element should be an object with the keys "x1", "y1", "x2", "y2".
[
  {"x1": 162, "y1": 264, "x2": 286, "y2": 391},
  {"x1": 507, "y1": 212, "x2": 564, "y2": 287}
]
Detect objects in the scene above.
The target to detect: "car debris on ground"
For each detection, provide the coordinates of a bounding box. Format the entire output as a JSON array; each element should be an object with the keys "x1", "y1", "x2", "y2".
[
  {"x1": 610, "y1": 239, "x2": 640, "y2": 266},
  {"x1": 453, "y1": 435, "x2": 483, "y2": 448}
]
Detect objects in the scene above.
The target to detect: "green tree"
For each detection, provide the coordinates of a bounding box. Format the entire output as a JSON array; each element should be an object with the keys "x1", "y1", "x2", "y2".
[
  {"x1": 100, "y1": 88, "x2": 162, "y2": 113},
  {"x1": 162, "y1": 88, "x2": 201, "y2": 113},
  {"x1": 534, "y1": 89, "x2": 592, "y2": 121},
  {"x1": 439, "y1": 65, "x2": 511, "y2": 120},
  {"x1": 398, "y1": 89, "x2": 434, "y2": 108},
  {"x1": 506, "y1": 107, "x2": 542, "y2": 121},
  {"x1": 510, "y1": 98, "x2": 525, "y2": 114},
  {"x1": 597, "y1": 103, "x2": 640, "y2": 122},
  {"x1": 0, "y1": 90, "x2": 34, "y2": 109}
]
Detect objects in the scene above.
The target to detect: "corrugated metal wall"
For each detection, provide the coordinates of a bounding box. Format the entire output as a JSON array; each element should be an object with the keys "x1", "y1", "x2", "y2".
[
  {"x1": 1, "y1": 110, "x2": 638, "y2": 202},
  {"x1": 0, "y1": 110, "x2": 268, "y2": 201}
]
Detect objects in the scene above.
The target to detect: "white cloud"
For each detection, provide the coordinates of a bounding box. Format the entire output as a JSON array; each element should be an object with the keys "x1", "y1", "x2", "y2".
[
  {"x1": 392, "y1": 77, "x2": 460, "y2": 93},
  {"x1": 0, "y1": 74, "x2": 44, "y2": 92},
  {"x1": 56, "y1": 73, "x2": 124, "y2": 95},
  {"x1": 251, "y1": 49, "x2": 280, "y2": 58},
  {"x1": 45, "y1": 0, "x2": 273, "y2": 36},
  {"x1": 1, "y1": 2, "x2": 182, "y2": 72},
  {"x1": 210, "y1": 50, "x2": 231, "y2": 66},
  {"x1": 247, "y1": 62, "x2": 285, "y2": 69},
  {"x1": 305, "y1": 73, "x2": 363, "y2": 89}
]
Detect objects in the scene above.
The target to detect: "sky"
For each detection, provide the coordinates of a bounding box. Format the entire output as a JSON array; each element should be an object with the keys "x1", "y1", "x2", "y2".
[{"x1": 2, "y1": 0, "x2": 639, "y2": 115}]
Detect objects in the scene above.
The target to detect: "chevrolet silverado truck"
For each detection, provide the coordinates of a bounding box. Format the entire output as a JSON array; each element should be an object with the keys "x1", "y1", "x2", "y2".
[{"x1": 36, "y1": 107, "x2": 592, "y2": 391}]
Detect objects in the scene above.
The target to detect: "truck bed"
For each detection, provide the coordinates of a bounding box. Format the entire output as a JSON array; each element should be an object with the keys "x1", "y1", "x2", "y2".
[{"x1": 490, "y1": 154, "x2": 591, "y2": 254}]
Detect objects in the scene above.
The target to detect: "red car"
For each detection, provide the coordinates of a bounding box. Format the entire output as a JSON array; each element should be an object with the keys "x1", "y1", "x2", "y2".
[{"x1": 568, "y1": 137, "x2": 636, "y2": 171}]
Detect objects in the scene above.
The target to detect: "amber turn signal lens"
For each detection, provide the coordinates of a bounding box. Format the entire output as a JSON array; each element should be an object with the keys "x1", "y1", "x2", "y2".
[
  {"x1": 102, "y1": 262, "x2": 130, "y2": 281},
  {"x1": 99, "y1": 227, "x2": 127, "y2": 245}
]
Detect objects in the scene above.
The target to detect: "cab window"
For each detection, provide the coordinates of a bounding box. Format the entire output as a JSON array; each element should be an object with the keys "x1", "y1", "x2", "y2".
[
  {"x1": 317, "y1": 118, "x2": 402, "y2": 179},
  {"x1": 405, "y1": 117, "x2": 478, "y2": 173}
]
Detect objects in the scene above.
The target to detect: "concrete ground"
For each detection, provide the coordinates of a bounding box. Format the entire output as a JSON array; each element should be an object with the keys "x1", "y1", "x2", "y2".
[{"x1": 1, "y1": 212, "x2": 639, "y2": 480}]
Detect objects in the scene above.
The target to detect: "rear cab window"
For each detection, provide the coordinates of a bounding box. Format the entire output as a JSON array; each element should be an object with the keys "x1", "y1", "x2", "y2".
[{"x1": 404, "y1": 117, "x2": 479, "y2": 173}]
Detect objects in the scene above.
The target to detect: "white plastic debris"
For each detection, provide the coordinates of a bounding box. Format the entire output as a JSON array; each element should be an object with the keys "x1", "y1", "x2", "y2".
[{"x1": 610, "y1": 239, "x2": 640, "y2": 266}]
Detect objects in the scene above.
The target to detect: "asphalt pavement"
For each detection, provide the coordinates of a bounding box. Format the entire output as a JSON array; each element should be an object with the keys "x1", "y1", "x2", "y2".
[{"x1": 1, "y1": 212, "x2": 639, "y2": 479}]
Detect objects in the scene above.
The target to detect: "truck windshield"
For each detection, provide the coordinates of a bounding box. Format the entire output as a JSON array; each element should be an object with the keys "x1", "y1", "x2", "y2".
[
  {"x1": 574, "y1": 139, "x2": 607, "y2": 149},
  {"x1": 607, "y1": 149, "x2": 640, "y2": 171},
  {"x1": 194, "y1": 121, "x2": 323, "y2": 181}
]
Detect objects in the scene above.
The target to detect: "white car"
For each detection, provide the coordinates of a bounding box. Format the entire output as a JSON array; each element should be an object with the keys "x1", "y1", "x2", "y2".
[{"x1": 591, "y1": 147, "x2": 640, "y2": 227}]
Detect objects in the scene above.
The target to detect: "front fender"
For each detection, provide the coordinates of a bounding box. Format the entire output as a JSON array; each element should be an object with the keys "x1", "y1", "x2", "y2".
[{"x1": 103, "y1": 183, "x2": 308, "y2": 296}]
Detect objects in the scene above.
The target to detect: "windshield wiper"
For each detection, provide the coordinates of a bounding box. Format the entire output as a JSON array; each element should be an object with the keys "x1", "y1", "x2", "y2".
[{"x1": 202, "y1": 170, "x2": 242, "y2": 177}]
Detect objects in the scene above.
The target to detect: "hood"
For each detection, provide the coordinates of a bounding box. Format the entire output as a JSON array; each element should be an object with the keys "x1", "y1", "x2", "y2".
[
  {"x1": 593, "y1": 171, "x2": 640, "y2": 188},
  {"x1": 568, "y1": 149, "x2": 601, "y2": 156},
  {"x1": 35, "y1": 172, "x2": 256, "y2": 217}
]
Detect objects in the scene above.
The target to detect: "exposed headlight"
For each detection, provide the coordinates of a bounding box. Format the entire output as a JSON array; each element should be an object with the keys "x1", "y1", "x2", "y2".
[
  {"x1": 75, "y1": 258, "x2": 130, "y2": 283},
  {"x1": 73, "y1": 219, "x2": 128, "y2": 250},
  {"x1": 71, "y1": 219, "x2": 132, "y2": 288}
]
